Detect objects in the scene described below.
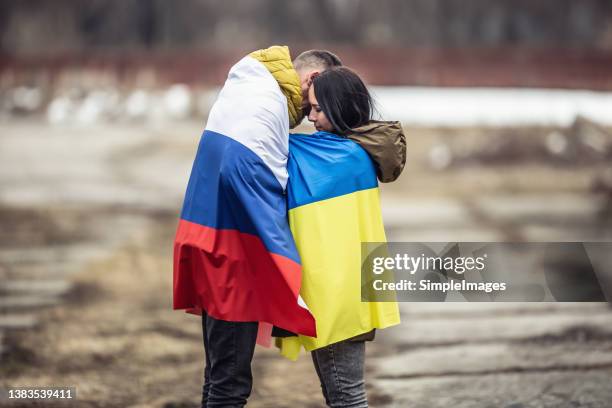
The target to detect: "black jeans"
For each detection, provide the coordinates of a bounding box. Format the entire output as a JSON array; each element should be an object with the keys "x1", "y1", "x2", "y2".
[
  {"x1": 311, "y1": 340, "x2": 368, "y2": 407},
  {"x1": 201, "y1": 312, "x2": 258, "y2": 407}
]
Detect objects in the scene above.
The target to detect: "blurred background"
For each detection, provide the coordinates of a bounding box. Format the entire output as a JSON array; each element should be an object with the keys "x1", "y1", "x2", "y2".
[{"x1": 1, "y1": 1, "x2": 612, "y2": 407}]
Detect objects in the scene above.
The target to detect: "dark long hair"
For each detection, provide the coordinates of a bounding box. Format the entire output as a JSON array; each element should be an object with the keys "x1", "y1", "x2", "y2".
[{"x1": 312, "y1": 66, "x2": 373, "y2": 135}]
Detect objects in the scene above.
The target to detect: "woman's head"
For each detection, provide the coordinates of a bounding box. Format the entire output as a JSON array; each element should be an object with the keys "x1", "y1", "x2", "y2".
[{"x1": 307, "y1": 66, "x2": 373, "y2": 134}]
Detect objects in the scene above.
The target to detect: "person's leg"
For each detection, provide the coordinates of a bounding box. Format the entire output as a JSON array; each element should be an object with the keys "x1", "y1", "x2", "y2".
[
  {"x1": 311, "y1": 348, "x2": 330, "y2": 405},
  {"x1": 204, "y1": 312, "x2": 258, "y2": 407},
  {"x1": 201, "y1": 313, "x2": 212, "y2": 407},
  {"x1": 310, "y1": 340, "x2": 367, "y2": 408}
]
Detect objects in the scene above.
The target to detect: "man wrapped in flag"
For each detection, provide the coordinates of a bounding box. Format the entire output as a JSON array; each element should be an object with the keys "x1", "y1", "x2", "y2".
[{"x1": 173, "y1": 46, "x2": 342, "y2": 406}]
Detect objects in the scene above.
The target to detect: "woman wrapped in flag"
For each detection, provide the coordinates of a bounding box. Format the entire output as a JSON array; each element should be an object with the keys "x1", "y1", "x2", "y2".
[{"x1": 279, "y1": 66, "x2": 405, "y2": 407}]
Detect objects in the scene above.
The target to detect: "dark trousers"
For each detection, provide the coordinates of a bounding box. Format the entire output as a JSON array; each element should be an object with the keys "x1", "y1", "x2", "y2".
[
  {"x1": 311, "y1": 340, "x2": 368, "y2": 407},
  {"x1": 201, "y1": 312, "x2": 258, "y2": 407}
]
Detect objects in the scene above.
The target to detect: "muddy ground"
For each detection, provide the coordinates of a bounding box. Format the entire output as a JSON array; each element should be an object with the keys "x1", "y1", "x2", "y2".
[
  {"x1": 0, "y1": 208, "x2": 333, "y2": 407},
  {"x1": 1, "y1": 120, "x2": 612, "y2": 407}
]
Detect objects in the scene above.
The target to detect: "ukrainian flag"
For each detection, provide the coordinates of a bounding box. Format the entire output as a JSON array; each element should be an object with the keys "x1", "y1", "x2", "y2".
[{"x1": 279, "y1": 131, "x2": 401, "y2": 360}]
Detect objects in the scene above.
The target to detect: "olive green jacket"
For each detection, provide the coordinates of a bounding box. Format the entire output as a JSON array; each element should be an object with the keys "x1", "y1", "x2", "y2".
[{"x1": 348, "y1": 120, "x2": 407, "y2": 183}]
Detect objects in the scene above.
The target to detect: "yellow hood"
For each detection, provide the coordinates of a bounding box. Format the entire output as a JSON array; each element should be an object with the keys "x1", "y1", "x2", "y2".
[{"x1": 250, "y1": 46, "x2": 303, "y2": 128}]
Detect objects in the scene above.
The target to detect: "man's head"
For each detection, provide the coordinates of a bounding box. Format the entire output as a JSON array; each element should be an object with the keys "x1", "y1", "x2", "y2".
[{"x1": 293, "y1": 50, "x2": 343, "y2": 113}]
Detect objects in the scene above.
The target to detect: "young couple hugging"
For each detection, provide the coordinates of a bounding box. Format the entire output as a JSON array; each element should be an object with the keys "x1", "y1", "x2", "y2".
[{"x1": 174, "y1": 45, "x2": 405, "y2": 408}]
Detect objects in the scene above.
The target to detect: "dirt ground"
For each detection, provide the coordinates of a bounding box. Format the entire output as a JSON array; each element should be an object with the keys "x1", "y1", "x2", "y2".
[
  {"x1": 1, "y1": 120, "x2": 612, "y2": 407},
  {"x1": 1, "y1": 209, "x2": 334, "y2": 407}
]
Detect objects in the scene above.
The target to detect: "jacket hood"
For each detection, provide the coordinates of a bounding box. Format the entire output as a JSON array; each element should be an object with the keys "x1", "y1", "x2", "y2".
[
  {"x1": 346, "y1": 121, "x2": 406, "y2": 183},
  {"x1": 249, "y1": 46, "x2": 303, "y2": 128}
]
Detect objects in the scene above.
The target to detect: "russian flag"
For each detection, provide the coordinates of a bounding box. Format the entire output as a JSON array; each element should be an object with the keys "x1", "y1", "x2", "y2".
[{"x1": 173, "y1": 55, "x2": 316, "y2": 338}]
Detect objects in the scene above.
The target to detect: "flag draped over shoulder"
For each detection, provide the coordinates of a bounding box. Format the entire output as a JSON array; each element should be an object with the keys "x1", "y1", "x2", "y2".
[
  {"x1": 173, "y1": 47, "x2": 316, "y2": 338},
  {"x1": 278, "y1": 131, "x2": 401, "y2": 360}
]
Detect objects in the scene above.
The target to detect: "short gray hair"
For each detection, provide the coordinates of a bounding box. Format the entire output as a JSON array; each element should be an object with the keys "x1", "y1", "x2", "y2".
[{"x1": 293, "y1": 49, "x2": 343, "y2": 72}]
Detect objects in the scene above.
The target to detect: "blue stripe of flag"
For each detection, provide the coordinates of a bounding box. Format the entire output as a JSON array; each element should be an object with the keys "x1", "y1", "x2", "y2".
[
  {"x1": 180, "y1": 130, "x2": 300, "y2": 263},
  {"x1": 287, "y1": 132, "x2": 378, "y2": 210}
]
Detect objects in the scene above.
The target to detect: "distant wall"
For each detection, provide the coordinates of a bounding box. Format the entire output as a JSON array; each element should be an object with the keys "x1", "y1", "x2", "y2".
[
  {"x1": 2, "y1": 1, "x2": 612, "y2": 89},
  {"x1": 2, "y1": 0, "x2": 612, "y2": 55}
]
